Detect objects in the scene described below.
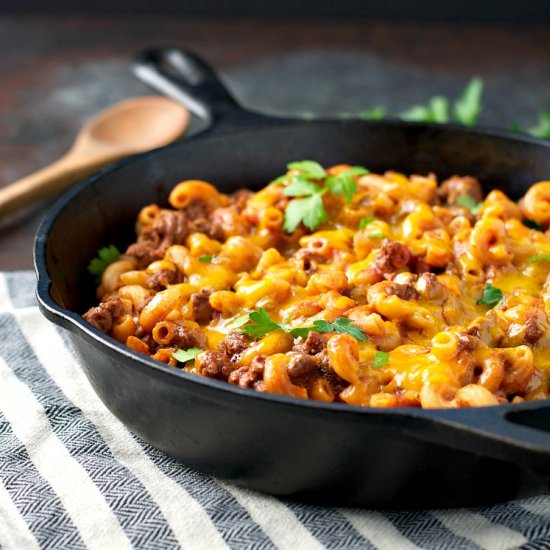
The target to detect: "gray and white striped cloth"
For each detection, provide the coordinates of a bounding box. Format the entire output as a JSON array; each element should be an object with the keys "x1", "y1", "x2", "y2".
[{"x1": 1, "y1": 271, "x2": 550, "y2": 550}]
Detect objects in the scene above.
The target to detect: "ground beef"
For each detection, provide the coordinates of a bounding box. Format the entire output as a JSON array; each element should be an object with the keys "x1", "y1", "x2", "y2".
[
  {"x1": 457, "y1": 333, "x2": 478, "y2": 353},
  {"x1": 292, "y1": 331, "x2": 328, "y2": 355},
  {"x1": 287, "y1": 353, "x2": 319, "y2": 377},
  {"x1": 199, "y1": 350, "x2": 236, "y2": 380},
  {"x1": 190, "y1": 289, "x2": 213, "y2": 324},
  {"x1": 228, "y1": 356, "x2": 265, "y2": 389},
  {"x1": 524, "y1": 315, "x2": 545, "y2": 345},
  {"x1": 146, "y1": 268, "x2": 181, "y2": 291},
  {"x1": 123, "y1": 242, "x2": 164, "y2": 270},
  {"x1": 372, "y1": 239, "x2": 411, "y2": 275},
  {"x1": 385, "y1": 282, "x2": 419, "y2": 301},
  {"x1": 172, "y1": 322, "x2": 208, "y2": 349},
  {"x1": 83, "y1": 296, "x2": 126, "y2": 333},
  {"x1": 437, "y1": 175, "x2": 483, "y2": 205},
  {"x1": 228, "y1": 189, "x2": 253, "y2": 212},
  {"x1": 219, "y1": 331, "x2": 250, "y2": 361},
  {"x1": 187, "y1": 201, "x2": 225, "y2": 240},
  {"x1": 124, "y1": 200, "x2": 225, "y2": 268}
]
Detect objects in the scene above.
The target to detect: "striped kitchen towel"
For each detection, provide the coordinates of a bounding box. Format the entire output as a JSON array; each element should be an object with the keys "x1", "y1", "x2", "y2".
[{"x1": 1, "y1": 271, "x2": 550, "y2": 550}]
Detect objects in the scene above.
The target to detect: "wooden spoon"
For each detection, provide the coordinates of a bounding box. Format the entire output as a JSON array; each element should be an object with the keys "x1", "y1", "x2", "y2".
[{"x1": 0, "y1": 96, "x2": 190, "y2": 220}]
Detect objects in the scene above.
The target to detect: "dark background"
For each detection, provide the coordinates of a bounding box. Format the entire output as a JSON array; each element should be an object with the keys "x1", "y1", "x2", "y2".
[{"x1": 3, "y1": 0, "x2": 550, "y2": 22}]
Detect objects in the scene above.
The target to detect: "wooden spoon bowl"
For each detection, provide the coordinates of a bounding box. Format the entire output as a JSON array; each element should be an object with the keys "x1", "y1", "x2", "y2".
[{"x1": 0, "y1": 96, "x2": 190, "y2": 220}]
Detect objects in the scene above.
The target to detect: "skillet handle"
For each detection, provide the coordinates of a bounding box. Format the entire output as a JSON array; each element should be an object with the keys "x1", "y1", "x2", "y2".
[
  {"x1": 428, "y1": 404, "x2": 550, "y2": 479},
  {"x1": 133, "y1": 47, "x2": 275, "y2": 130}
]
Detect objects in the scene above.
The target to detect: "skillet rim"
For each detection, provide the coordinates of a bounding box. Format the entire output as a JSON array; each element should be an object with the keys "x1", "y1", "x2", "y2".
[{"x1": 34, "y1": 116, "x2": 550, "y2": 422}]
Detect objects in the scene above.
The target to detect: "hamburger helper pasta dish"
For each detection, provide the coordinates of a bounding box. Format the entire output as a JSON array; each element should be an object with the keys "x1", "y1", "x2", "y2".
[{"x1": 83, "y1": 161, "x2": 550, "y2": 408}]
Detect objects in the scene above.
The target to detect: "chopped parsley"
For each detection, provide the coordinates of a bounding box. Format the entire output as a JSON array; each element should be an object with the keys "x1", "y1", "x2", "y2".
[
  {"x1": 528, "y1": 254, "x2": 550, "y2": 263},
  {"x1": 172, "y1": 347, "x2": 203, "y2": 363},
  {"x1": 529, "y1": 110, "x2": 550, "y2": 140},
  {"x1": 311, "y1": 318, "x2": 367, "y2": 342},
  {"x1": 476, "y1": 283, "x2": 503, "y2": 307},
  {"x1": 279, "y1": 161, "x2": 369, "y2": 233},
  {"x1": 359, "y1": 217, "x2": 376, "y2": 229},
  {"x1": 401, "y1": 96, "x2": 449, "y2": 124},
  {"x1": 453, "y1": 78, "x2": 483, "y2": 126},
  {"x1": 373, "y1": 351, "x2": 389, "y2": 369},
  {"x1": 242, "y1": 308, "x2": 284, "y2": 339},
  {"x1": 456, "y1": 195, "x2": 483, "y2": 214},
  {"x1": 226, "y1": 312, "x2": 251, "y2": 330},
  {"x1": 198, "y1": 255, "x2": 215, "y2": 263},
  {"x1": 87, "y1": 244, "x2": 121, "y2": 283},
  {"x1": 365, "y1": 231, "x2": 385, "y2": 239},
  {"x1": 358, "y1": 106, "x2": 386, "y2": 120},
  {"x1": 241, "y1": 308, "x2": 366, "y2": 342}
]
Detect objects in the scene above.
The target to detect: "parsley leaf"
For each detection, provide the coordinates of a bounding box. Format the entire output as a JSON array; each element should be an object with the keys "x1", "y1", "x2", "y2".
[
  {"x1": 528, "y1": 254, "x2": 550, "y2": 263},
  {"x1": 365, "y1": 231, "x2": 385, "y2": 239},
  {"x1": 226, "y1": 312, "x2": 251, "y2": 330},
  {"x1": 284, "y1": 194, "x2": 328, "y2": 233},
  {"x1": 288, "y1": 160, "x2": 326, "y2": 179},
  {"x1": 288, "y1": 326, "x2": 316, "y2": 338},
  {"x1": 87, "y1": 244, "x2": 121, "y2": 283},
  {"x1": 326, "y1": 175, "x2": 356, "y2": 203},
  {"x1": 453, "y1": 77, "x2": 483, "y2": 126},
  {"x1": 242, "y1": 308, "x2": 285, "y2": 339},
  {"x1": 523, "y1": 219, "x2": 544, "y2": 231},
  {"x1": 373, "y1": 351, "x2": 389, "y2": 368},
  {"x1": 400, "y1": 96, "x2": 449, "y2": 123},
  {"x1": 456, "y1": 195, "x2": 483, "y2": 214},
  {"x1": 172, "y1": 347, "x2": 203, "y2": 363},
  {"x1": 477, "y1": 283, "x2": 503, "y2": 306},
  {"x1": 529, "y1": 110, "x2": 550, "y2": 140},
  {"x1": 313, "y1": 317, "x2": 367, "y2": 342},
  {"x1": 359, "y1": 217, "x2": 376, "y2": 229},
  {"x1": 325, "y1": 166, "x2": 368, "y2": 204},
  {"x1": 240, "y1": 310, "x2": 366, "y2": 342},
  {"x1": 358, "y1": 106, "x2": 386, "y2": 120},
  {"x1": 198, "y1": 255, "x2": 215, "y2": 263},
  {"x1": 283, "y1": 178, "x2": 324, "y2": 197}
]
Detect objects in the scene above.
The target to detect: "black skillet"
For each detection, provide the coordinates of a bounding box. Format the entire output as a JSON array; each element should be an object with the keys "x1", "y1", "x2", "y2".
[{"x1": 35, "y1": 47, "x2": 550, "y2": 508}]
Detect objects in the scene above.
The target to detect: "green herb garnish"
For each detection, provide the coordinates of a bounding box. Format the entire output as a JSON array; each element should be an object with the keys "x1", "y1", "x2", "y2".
[
  {"x1": 172, "y1": 347, "x2": 203, "y2": 363},
  {"x1": 326, "y1": 166, "x2": 369, "y2": 204},
  {"x1": 453, "y1": 78, "x2": 483, "y2": 126},
  {"x1": 373, "y1": 351, "x2": 389, "y2": 369},
  {"x1": 280, "y1": 161, "x2": 369, "y2": 233},
  {"x1": 358, "y1": 106, "x2": 386, "y2": 120},
  {"x1": 456, "y1": 195, "x2": 483, "y2": 214},
  {"x1": 528, "y1": 254, "x2": 550, "y2": 263},
  {"x1": 365, "y1": 231, "x2": 385, "y2": 239},
  {"x1": 359, "y1": 217, "x2": 376, "y2": 229},
  {"x1": 198, "y1": 255, "x2": 215, "y2": 263},
  {"x1": 523, "y1": 219, "x2": 544, "y2": 231},
  {"x1": 476, "y1": 283, "x2": 503, "y2": 306},
  {"x1": 226, "y1": 312, "x2": 251, "y2": 330},
  {"x1": 287, "y1": 160, "x2": 326, "y2": 179},
  {"x1": 401, "y1": 96, "x2": 449, "y2": 124},
  {"x1": 241, "y1": 309, "x2": 366, "y2": 342},
  {"x1": 312, "y1": 318, "x2": 367, "y2": 342},
  {"x1": 242, "y1": 308, "x2": 285, "y2": 339},
  {"x1": 529, "y1": 110, "x2": 550, "y2": 140},
  {"x1": 87, "y1": 244, "x2": 121, "y2": 283}
]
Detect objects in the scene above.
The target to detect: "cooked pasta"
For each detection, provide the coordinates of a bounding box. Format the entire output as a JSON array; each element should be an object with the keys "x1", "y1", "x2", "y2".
[{"x1": 83, "y1": 162, "x2": 550, "y2": 408}]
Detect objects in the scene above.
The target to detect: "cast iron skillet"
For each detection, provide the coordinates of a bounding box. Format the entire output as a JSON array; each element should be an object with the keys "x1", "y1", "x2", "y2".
[{"x1": 35, "y1": 47, "x2": 550, "y2": 508}]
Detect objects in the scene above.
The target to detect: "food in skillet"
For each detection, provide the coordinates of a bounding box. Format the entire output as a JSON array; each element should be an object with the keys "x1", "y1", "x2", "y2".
[{"x1": 83, "y1": 161, "x2": 550, "y2": 408}]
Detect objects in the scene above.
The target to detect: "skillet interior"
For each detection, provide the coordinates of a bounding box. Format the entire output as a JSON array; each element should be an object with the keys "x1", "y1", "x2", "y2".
[{"x1": 37, "y1": 119, "x2": 550, "y2": 508}]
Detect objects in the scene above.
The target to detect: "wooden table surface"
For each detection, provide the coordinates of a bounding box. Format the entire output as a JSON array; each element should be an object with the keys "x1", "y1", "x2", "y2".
[{"x1": 1, "y1": 15, "x2": 549, "y2": 270}]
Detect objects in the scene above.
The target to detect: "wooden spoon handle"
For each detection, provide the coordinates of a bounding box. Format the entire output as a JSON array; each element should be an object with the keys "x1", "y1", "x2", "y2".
[{"x1": 0, "y1": 153, "x2": 108, "y2": 221}]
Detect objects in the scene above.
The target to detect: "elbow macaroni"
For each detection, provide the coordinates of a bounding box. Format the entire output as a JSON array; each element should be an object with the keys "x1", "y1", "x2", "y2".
[{"x1": 83, "y1": 168, "x2": 550, "y2": 409}]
